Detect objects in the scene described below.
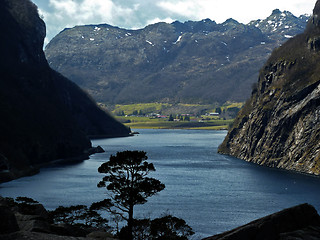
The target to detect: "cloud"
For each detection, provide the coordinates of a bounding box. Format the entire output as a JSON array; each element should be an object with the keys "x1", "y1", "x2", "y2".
[
  {"x1": 33, "y1": 0, "x2": 315, "y2": 45},
  {"x1": 157, "y1": 0, "x2": 255, "y2": 22},
  {"x1": 48, "y1": 0, "x2": 115, "y2": 25},
  {"x1": 157, "y1": 1, "x2": 202, "y2": 18},
  {"x1": 146, "y1": 17, "x2": 175, "y2": 26},
  {"x1": 156, "y1": 0, "x2": 314, "y2": 24},
  {"x1": 49, "y1": 0, "x2": 78, "y2": 16},
  {"x1": 40, "y1": 0, "x2": 139, "y2": 43}
]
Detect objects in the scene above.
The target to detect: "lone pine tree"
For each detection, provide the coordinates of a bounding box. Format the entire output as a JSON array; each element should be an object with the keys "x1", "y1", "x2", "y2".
[{"x1": 96, "y1": 150, "x2": 165, "y2": 240}]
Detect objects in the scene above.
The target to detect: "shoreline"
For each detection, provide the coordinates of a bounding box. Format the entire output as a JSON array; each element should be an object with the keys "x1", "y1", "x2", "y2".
[
  {"x1": 218, "y1": 151, "x2": 320, "y2": 178},
  {"x1": 127, "y1": 126, "x2": 229, "y2": 130},
  {"x1": 0, "y1": 146, "x2": 104, "y2": 184}
]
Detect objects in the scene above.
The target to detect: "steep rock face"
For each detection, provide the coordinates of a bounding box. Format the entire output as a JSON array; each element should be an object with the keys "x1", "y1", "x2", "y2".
[
  {"x1": 218, "y1": 0, "x2": 320, "y2": 175},
  {"x1": 45, "y1": 11, "x2": 308, "y2": 105},
  {"x1": 0, "y1": 0, "x2": 130, "y2": 182}
]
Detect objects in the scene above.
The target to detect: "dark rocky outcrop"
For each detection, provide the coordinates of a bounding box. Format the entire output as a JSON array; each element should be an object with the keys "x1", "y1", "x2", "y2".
[
  {"x1": 45, "y1": 11, "x2": 308, "y2": 105},
  {"x1": 204, "y1": 203, "x2": 320, "y2": 240},
  {"x1": 0, "y1": 206, "x2": 20, "y2": 234},
  {"x1": 218, "y1": 0, "x2": 320, "y2": 175},
  {"x1": 0, "y1": 197, "x2": 116, "y2": 239},
  {"x1": 0, "y1": 0, "x2": 130, "y2": 183}
]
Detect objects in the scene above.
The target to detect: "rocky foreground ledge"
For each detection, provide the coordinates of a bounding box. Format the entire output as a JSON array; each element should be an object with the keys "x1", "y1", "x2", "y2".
[
  {"x1": 0, "y1": 196, "x2": 116, "y2": 240},
  {"x1": 1, "y1": 195, "x2": 319, "y2": 240},
  {"x1": 204, "y1": 203, "x2": 320, "y2": 240}
]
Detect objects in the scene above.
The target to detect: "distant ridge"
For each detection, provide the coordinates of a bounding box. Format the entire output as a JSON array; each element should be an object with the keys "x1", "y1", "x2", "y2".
[{"x1": 45, "y1": 10, "x2": 309, "y2": 105}]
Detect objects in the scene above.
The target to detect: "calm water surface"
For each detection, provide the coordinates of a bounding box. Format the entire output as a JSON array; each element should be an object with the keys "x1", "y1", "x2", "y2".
[{"x1": 1, "y1": 129, "x2": 320, "y2": 239}]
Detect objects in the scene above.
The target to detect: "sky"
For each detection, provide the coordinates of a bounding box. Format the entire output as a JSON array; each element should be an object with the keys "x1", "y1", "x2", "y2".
[{"x1": 31, "y1": 0, "x2": 315, "y2": 46}]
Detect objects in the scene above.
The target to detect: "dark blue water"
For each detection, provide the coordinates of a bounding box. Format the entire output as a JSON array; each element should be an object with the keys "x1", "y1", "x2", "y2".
[{"x1": 1, "y1": 129, "x2": 320, "y2": 239}]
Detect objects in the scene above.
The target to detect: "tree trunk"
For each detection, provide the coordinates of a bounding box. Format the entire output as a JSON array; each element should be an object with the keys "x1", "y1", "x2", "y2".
[{"x1": 128, "y1": 204, "x2": 133, "y2": 240}]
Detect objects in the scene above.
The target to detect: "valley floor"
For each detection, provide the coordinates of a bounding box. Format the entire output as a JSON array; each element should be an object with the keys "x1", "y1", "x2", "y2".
[
  {"x1": 116, "y1": 115, "x2": 234, "y2": 130},
  {"x1": 107, "y1": 102, "x2": 242, "y2": 130}
]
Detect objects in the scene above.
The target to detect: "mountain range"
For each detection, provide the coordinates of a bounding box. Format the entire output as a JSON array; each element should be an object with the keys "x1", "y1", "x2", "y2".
[
  {"x1": 219, "y1": 0, "x2": 320, "y2": 175},
  {"x1": 45, "y1": 10, "x2": 309, "y2": 105}
]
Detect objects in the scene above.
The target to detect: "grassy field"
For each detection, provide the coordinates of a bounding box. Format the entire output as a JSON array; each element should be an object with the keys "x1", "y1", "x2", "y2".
[
  {"x1": 112, "y1": 103, "x2": 171, "y2": 116},
  {"x1": 107, "y1": 102, "x2": 243, "y2": 116},
  {"x1": 105, "y1": 102, "x2": 242, "y2": 130},
  {"x1": 116, "y1": 116, "x2": 233, "y2": 130},
  {"x1": 221, "y1": 101, "x2": 244, "y2": 110}
]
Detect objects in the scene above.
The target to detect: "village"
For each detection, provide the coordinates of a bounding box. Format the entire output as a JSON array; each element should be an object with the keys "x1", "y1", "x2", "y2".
[
  {"x1": 99, "y1": 102, "x2": 243, "y2": 130},
  {"x1": 114, "y1": 111, "x2": 235, "y2": 130}
]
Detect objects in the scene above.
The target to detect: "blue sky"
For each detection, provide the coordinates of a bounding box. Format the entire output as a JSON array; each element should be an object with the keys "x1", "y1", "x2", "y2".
[{"x1": 31, "y1": 0, "x2": 315, "y2": 45}]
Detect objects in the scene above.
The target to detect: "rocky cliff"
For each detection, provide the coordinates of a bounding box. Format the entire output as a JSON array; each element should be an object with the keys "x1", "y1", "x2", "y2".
[
  {"x1": 218, "y1": 0, "x2": 320, "y2": 175},
  {"x1": 45, "y1": 11, "x2": 308, "y2": 105},
  {"x1": 0, "y1": 0, "x2": 130, "y2": 182}
]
